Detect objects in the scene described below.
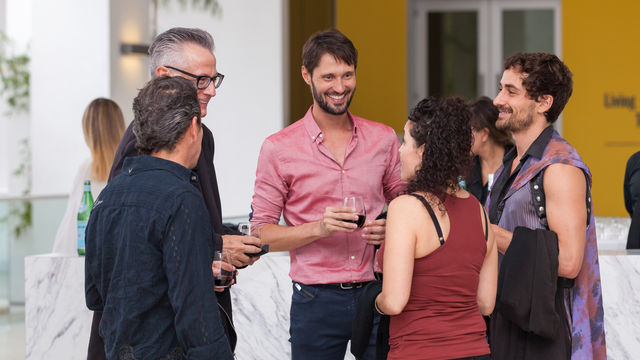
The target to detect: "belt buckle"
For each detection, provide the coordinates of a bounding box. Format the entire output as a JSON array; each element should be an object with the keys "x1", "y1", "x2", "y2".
[
  {"x1": 340, "y1": 282, "x2": 363, "y2": 290},
  {"x1": 340, "y1": 282, "x2": 354, "y2": 290}
]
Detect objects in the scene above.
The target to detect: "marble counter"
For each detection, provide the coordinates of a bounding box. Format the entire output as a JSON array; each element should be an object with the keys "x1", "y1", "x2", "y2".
[
  {"x1": 24, "y1": 248, "x2": 639, "y2": 359},
  {"x1": 24, "y1": 254, "x2": 92, "y2": 359},
  {"x1": 600, "y1": 250, "x2": 640, "y2": 359}
]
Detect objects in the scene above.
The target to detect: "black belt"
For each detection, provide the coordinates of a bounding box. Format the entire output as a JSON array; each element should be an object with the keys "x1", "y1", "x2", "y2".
[{"x1": 312, "y1": 281, "x2": 371, "y2": 290}]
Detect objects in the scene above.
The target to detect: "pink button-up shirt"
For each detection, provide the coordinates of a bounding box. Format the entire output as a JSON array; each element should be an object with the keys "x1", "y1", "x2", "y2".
[{"x1": 251, "y1": 107, "x2": 405, "y2": 284}]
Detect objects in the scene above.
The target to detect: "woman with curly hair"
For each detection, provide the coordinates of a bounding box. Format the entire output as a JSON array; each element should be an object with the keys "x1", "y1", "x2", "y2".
[{"x1": 374, "y1": 97, "x2": 498, "y2": 359}]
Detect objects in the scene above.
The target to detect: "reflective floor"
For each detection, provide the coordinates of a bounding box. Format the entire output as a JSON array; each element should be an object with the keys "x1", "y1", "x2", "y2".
[{"x1": 0, "y1": 306, "x2": 25, "y2": 360}]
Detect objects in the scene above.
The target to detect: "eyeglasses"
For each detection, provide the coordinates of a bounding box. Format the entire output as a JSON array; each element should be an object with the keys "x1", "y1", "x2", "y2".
[{"x1": 165, "y1": 65, "x2": 225, "y2": 89}]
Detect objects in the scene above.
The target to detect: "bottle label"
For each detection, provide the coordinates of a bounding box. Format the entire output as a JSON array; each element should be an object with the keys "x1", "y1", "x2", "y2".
[{"x1": 78, "y1": 220, "x2": 87, "y2": 254}]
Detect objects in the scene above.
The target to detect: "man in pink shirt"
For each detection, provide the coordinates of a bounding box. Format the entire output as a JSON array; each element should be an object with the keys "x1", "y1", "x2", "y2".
[{"x1": 251, "y1": 30, "x2": 405, "y2": 359}]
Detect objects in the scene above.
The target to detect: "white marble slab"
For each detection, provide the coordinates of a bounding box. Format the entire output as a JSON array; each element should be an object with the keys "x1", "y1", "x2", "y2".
[
  {"x1": 25, "y1": 249, "x2": 637, "y2": 360},
  {"x1": 24, "y1": 254, "x2": 92, "y2": 359},
  {"x1": 231, "y1": 252, "x2": 292, "y2": 359},
  {"x1": 600, "y1": 250, "x2": 640, "y2": 359},
  {"x1": 231, "y1": 252, "x2": 356, "y2": 360}
]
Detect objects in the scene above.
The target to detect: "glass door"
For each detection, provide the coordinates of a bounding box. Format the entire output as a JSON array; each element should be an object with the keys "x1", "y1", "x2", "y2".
[
  {"x1": 409, "y1": 0, "x2": 488, "y2": 105},
  {"x1": 489, "y1": 0, "x2": 560, "y2": 97},
  {"x1": 410, "y1": 0, "x2": 560, "y2": 109}
]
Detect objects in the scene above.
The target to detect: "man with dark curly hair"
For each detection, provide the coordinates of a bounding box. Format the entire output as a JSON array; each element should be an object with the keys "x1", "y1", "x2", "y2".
[
  {"x1": 250, "y1": 29, "x2": 405, "y2": 359},
  {"x1": 487, "y1": 52, "x2": 606, "y2": 359}
]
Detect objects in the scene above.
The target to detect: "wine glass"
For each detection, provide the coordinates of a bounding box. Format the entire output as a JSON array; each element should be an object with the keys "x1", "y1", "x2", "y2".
[
  {"x1": 213, "y1": 250, "x2": 233, "y2": 288},
  {"x1": 343, "y1": 196, "x2": 366, "y2": 228}
]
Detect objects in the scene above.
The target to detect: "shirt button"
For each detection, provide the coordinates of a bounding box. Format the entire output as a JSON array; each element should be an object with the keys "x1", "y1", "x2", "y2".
[
  {"x1": 342, "y1": 170, "x2": 345, "y2": 174},
  {"x1": 351, "y1": 256, "x2": 355, "y2": 260},
  {"x1": 191, "y1": 175, "x2": 197, "y2": 181}
]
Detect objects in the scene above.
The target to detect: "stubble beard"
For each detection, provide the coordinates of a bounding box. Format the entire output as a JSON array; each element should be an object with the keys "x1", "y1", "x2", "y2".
[
  {"x1": 311, "y1": 80, "x2": 355, "y2": 116},
  {"x1": 496, "y1": 105, "x2": 534, "y2": 133}
]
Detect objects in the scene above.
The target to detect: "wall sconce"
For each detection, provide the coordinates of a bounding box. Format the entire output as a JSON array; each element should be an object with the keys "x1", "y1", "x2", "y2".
[{"x1": 120, "y1": 43, "x2": 149, "y2": 55}]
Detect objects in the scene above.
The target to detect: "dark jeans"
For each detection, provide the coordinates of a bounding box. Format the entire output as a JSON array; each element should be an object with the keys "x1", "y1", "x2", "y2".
[{"x1": 290, "y1": 282, "x2": 378, "y2": 360}]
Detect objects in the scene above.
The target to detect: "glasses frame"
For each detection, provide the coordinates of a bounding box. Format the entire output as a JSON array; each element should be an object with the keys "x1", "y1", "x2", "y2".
[{"x1": 164, "y1": 65, "x2": 225, "y2": 89}]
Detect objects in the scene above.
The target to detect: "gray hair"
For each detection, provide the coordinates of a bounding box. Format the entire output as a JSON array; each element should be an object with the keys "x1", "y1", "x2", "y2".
[
  {"x1": 132, "y1": 76, "x2": 201, "y2": 155},
  {"x1": 148, "y1": 27, "x2": 215, "y2": 78}
]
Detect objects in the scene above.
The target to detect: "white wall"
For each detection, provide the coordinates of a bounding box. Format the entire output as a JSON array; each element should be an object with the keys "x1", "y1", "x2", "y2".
[
  {"x1": 110, "y1": 0, "x2": 151, "y2": 124},
  {"x1": 28, "y1": 0, "x2": 286, "y2": 217},
  {"x1": 0, "y1": 0, "x2": 7, "y2": 194},
  {"x1": 0, "y1": 0, "x2": 32, "y2": 195},
  {"x1": 158, "y1": 0, "x2": 286, "y2": 218},
  {"x1": 30, "y1": 0, "x2": 111, "y2": 196}
]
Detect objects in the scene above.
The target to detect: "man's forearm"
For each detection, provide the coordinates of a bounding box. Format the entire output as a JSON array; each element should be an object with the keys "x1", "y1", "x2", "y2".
[
  {"x1": 260, "y1": 222, "x2": 324, "y2": 252},
  {"x1": 491, "y1": 224, "x2": 513, "y2": 254}
]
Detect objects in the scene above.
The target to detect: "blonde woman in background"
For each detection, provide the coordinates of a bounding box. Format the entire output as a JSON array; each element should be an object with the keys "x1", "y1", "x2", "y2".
[{"x1": 52, "y1": 98, "x2": 125, "y2": 254}]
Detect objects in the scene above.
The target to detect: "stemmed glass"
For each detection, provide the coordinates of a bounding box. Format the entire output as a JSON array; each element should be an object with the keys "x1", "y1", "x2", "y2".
[{"x1": 343, "y1": 196, "x2": 366, "y2": 228}]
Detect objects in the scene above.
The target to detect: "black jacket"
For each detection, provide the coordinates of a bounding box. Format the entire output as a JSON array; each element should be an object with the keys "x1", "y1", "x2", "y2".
[
  {"x1": 624, "y1": 151, "x2": 640, "y2": 249},
  {"x1": 87, "y1": 123, "x2": 238, "y2": 360},
  {"x1": 490, "y1": 226, "x2": 571, "y2": 360},
  {"x1": 351, "y1": 280, "x2": 389, "y2": 360}
]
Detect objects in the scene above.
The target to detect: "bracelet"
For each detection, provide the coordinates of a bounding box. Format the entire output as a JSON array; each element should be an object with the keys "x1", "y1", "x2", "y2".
[{"x1": 374, "y1": 299, "x2": 386, "y2": 315}]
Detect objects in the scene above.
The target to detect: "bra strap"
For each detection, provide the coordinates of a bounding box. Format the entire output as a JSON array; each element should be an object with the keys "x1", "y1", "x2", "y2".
[{"x1": 409, "y1": 193, "x2": 444, "y2": 245}]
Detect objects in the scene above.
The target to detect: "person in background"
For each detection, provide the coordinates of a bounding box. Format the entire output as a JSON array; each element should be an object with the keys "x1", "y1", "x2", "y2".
[
  {"x1": 375, "y1": 97, "x2": 497, "y2": 360},
  {"x1": 51, "y1": 98, "x2": 125, "y2": 254},
  {"x1": 624, "y1": 150, "x2": 640, "y2": 248},
  {"x1": 466, "y1": 96, "x2": 513, "y2": 205},
  {"x1": 250, "y1": 29, "x2": 405, "y2": 359},
  {"x1": 487, "y1": 52, "x2": 605, "y2": 359},
  {"x1": 85, "y1": 76, "x2": 233, "y2": 359}
]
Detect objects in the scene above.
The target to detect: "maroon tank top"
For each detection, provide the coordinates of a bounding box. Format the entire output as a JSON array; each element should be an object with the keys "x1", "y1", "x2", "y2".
[{"x1": 381, "y1": 194, "x2": 490, "y2": 360}]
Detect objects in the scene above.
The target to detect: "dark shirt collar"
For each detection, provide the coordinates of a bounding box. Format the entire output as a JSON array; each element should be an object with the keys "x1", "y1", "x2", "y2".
[
  {"x1": 122, "y1": 155, "x2": 198, "y2": 184},
  {"x1": 502, "y1": 125, "x2": 555, "y2": 166}
]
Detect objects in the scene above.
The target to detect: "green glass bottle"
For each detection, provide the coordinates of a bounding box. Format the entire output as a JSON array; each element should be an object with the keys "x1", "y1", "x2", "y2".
[{"x1": 77, "y1": 180, "x2": 94, "y2": 256}]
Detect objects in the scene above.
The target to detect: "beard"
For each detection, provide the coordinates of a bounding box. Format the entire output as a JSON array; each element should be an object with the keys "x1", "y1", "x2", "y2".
[
  {"x1": 311, "y1": 80, "x2": 355, "y2": 116},
  {"x1": 495, "y1": 104, "x2": 534, "y2": 132}
]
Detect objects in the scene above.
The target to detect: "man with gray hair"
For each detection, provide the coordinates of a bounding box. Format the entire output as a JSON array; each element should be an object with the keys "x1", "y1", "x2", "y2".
[
  {"x1": 85, "y1": 76, "x2": 233, "y2": 359},
  {"x1": 87, "y1": 27, "x2": 260, "y2": 359}
]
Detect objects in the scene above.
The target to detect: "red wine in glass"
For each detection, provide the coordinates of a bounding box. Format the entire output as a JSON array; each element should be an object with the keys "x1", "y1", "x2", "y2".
[
  {"x1": 344, "y1": 196, "x2": 366, "y2": 228},
  {"x1": 214, "y1": 250, "x2": 233, "y2": 287},
  {"x1": 344, "y1": 215, "x2": 366, "y2": 227},
  {"x1": 214, "y1": 271, "x2": 233, "y2": 287}
]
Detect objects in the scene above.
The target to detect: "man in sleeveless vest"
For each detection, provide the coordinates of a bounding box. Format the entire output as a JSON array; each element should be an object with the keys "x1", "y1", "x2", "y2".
[{"x1": 486, "y1": 53, "x2": 606, "y2": 359}]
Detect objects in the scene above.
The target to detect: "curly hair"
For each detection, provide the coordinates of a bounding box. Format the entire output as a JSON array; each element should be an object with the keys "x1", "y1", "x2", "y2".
[
  {"x1": 503, "y1": 52, "x2": 573, "y2": 123},
  {"x1": 407, "y1": 97, "x2": 473, "y2": 201}
]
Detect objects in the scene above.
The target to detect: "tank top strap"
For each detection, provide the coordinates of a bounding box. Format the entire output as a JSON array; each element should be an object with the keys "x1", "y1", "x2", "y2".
[{"x1": 409, "y1": 193, "x2": 444, "y2": 245}]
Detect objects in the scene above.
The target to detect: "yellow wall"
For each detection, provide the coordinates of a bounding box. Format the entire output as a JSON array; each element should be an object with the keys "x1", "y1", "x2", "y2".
[
  {"x1": 335, "y1": 0, "x2": 407, "y2": 133},
  {"x1": 334, "y1": 0, "x2": 636, "y2": 216},
  {"x1": 563, "y1": 0, "x2": 640, "y2": 216}
]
